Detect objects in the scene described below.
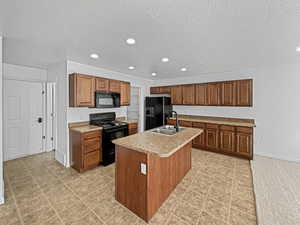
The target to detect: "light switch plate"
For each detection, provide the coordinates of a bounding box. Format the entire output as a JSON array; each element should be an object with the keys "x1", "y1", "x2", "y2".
[{"x1": 140, "y1": 163, "x2": 147, "y2": 175}]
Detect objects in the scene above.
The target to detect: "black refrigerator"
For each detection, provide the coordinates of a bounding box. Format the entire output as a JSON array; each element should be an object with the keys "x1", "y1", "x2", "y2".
[{"x1": 145, "y1": 97, "x2": 172, "y2": 130}]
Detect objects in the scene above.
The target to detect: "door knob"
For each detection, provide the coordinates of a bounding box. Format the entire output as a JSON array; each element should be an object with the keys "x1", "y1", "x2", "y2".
[{"x1": 38, "y1": 117, "x2": 43, "y2": 123}]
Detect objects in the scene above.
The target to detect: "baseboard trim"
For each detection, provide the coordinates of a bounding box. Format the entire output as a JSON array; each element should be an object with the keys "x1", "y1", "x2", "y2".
[
  {"x1": 254, "y1": 152, "x2": 300, "y2": 163},
  {"x1": 55, "y1": 151, "x2": 66, "y2": 166}
]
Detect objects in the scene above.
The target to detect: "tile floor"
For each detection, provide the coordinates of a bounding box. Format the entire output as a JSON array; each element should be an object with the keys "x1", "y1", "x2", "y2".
[{"x1": 1, "y1": 149, "x2": 257, "y2": 225}]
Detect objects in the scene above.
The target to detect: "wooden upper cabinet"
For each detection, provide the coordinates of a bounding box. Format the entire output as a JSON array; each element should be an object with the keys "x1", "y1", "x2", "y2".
[
  {"x1": 236, "y1": 79, "x2": 253, "y2": 106},
  {"x1": 109, "y1": 80, "x2": 121, "y2": 93},
  {"x1": 69, "y1": 73, "x2": 95, "y2": 107},
  {"x1": 182, "y1": 84, "x2": 195, "y2": 105},
  {"x1": 150, "y1": 87, "x2": 161, "y2": 94},
  {"x1": 195, "y1": 83, "x2": 207, "y2": 105},
  {"x1": 171, "y1": 86, "x2": 183, "y2": 105},
  {"x1": 160, "y1": 86, "x2": 171, "y2": 94},
  {"x1": 221, "y1": 81, "x2": 236, "y2": 106},
  {"x1": 120, "y1": 81, "x2": 131, "y2": 106},
  {"x1": 95, "y1": 77, "x2": 109, "y2": 92},
  {"x1": 207, "y1": 82, "x2": 221, "y2": 105}
]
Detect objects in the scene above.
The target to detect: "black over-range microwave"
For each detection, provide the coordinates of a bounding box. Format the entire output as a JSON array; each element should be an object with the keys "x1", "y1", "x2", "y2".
[{"x1": 95, "y1": 92, "x2": 120, "y2": 108}]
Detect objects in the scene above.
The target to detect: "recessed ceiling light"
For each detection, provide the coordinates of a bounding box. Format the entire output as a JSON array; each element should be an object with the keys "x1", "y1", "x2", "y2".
[
  {"x1": 297, "y1": 46, "x2": 300, "y2": 52},
  {"x1": 128, "y1": 66, "x2": 135, "y2": 70},
  {"x1": 180, "y1": 67, "x2": 187, "y2": 72},
  {"x1": 90, "y1": 53, "x2": 99, "y2": 59},
  {"x1": 126, "y1": 38, "x2": 136, "y2": 45},
  {"x1": 161, "y1": 57, "x2": 169, "y2": 62},
  {"x1": 151, "y1": 72, "x2": 157, "y2": 76}
]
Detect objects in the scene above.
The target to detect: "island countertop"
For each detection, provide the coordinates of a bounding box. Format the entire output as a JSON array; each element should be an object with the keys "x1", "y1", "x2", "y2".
[{"x1": 113, "y1": 127, "x2": 202, "y2": 157}]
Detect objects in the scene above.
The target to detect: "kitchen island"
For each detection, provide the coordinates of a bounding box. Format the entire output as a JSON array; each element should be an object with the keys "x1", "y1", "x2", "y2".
[{"x1": 113, "y1": 127, "x2": 202, "y2": 222}]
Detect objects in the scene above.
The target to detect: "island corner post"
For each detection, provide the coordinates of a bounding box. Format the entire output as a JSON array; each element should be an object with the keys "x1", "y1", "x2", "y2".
[{"x1": 115, "y1": 141, "x2": 192, "y2": 222}]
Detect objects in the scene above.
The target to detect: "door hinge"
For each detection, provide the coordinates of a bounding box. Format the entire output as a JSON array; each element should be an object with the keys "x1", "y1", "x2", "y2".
[
  {"x1": 42, "y1": 136, "x2": 46, "y2": 139},
  {"x1": 42, "y1": 90, "x2": 45, "y2": 94}
]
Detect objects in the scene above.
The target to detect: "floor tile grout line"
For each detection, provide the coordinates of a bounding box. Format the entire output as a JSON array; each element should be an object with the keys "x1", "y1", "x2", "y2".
[
  {"x1": 4, "y1": 172, "x2": 25, "y2": 225},
  {"x1": 20, "y1": 160, "x2": 66, "y2": 225}
]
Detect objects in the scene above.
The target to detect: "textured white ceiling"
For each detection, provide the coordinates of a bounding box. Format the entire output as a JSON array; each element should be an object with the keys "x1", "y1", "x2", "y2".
[{"x1": 1, "y1": 0, "x2": 300, "y2": 79}]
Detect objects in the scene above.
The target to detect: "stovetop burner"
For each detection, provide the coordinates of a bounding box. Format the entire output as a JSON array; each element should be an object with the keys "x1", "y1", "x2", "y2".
[{"x1": 89, "y1": 112, "x2": 128, "y2": 130}]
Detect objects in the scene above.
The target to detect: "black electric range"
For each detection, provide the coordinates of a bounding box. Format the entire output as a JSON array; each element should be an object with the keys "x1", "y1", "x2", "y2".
[{"x1": 90, "y1": 112, "x2": 128, "y2": 166}]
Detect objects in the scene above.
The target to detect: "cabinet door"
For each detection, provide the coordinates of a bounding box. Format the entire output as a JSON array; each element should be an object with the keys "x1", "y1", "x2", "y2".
[
  {"x1": 236, "y1": 127, "x2": 253, "y2": 159},
  {"x1": 160, "y1": 86, "x2": 171, "y2": 94},
  {"x1": 195, "y1": 84, "x2": 207, "y2": 105},
  {"x1": 207, "y1": 83, "x2": 221, "y2": 105},
  {"x1": 221, "y1": 81, "x2": 236, "y2": 106},
  {"x1": 192, "y1": 122, "x2": 206, "y2": 149},
  {"x1": 219, "y1": 125, "x2": 235, "y2": 152},
  {"x1": 171, "y1": 86, "x2": 183, "y2": 105},
  {"x1": 120, "y1": 81, "x2": 131, "y2": 106},
  {"x1": 70, "y1": 74, "x2": 95, "y2": 107},
  {"x1": 95, "y1": 78, "x2": 109, "y2": 92},
  {"x1": 179, "y1": 120, "x2": 193, "y2": 127},
  {"x1": 206, "y1": 124, "x2": 219, "y2": 150},
  {"x1": 150, "y1": 87, "x2": 161, "y2": 94},
  {"x1": 109, "y1": 80, "x2": 121, "y2": 93},
  {"x1": 236, "y1": 79, "x2": 253, "y2": 106},
  {"x1": 182, "y1": 84, "x2": 195, "y2": 105}
]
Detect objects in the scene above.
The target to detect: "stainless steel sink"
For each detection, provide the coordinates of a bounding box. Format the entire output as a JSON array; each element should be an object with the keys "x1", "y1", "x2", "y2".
[{"x1": 152, "y1": 125, "x2": 184, "y2": 136}]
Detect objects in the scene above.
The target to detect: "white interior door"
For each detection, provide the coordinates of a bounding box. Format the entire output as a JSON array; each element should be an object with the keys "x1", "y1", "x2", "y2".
[{"x1": 4, "y1": 80, "x2": 44, "y2": 160}]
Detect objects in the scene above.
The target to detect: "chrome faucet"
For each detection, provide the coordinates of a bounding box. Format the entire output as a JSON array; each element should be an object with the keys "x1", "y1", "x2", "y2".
[{"x1": 171, "y1": 110, "x2": 179, "y2": 132}]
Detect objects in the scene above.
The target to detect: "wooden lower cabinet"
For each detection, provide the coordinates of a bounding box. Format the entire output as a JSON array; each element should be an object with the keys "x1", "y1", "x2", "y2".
[
  {"x1": 70, "y1": 129, "x2": 102, "y2": 173},
  {"x1": 219, "y1": 125, "x2": 235, "y2": 153},
  {"x1": 128, "y1": 122, "x2": 138, "y2": 135},
  {"x1": 168, "y1": 119, "x2": 253, "y2": 159},
  {"x1": 206, "y1": 124, "x2": 219, "y2": 151}
]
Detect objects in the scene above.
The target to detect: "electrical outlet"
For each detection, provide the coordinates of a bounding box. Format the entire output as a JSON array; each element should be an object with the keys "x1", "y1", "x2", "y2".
[{"x1": 140, "y1": 163, "x2": 147, "y2": 175}]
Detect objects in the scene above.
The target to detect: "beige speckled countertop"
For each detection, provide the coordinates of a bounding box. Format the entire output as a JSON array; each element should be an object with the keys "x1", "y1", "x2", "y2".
[
  {"x1": 169, "y1": 114, "x2": 255, "y2": 127},
  {"x1": 113, "y1": 127, "x2": 202, "y2": 157},
  {"x1": 68, "y1": 121, "x2": 102, "y2": 133}
]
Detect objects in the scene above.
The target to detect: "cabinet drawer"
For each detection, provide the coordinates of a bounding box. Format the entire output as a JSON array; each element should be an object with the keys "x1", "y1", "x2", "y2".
[
  {"x1": 84, "y1": 138, "x2": 100, "y2": 153},
  {"x1": 84, "y1": 151, "x2": 100, "y2": 169},
  {"x1": 236, "y1": 127, "x2": 253, "y2": 134},
  {"x1": 192, "y1": 122, "x2": 206, "y2": 128},
  {"x1": 206, "y1": 123, "x2": 219, "y2": 129},
  {"x1": 220, "y1": 125, "x2": 235, "y2": 131},
  {"x1": 83, "y1": 131, "x2": 101, "y2": 140},
  {"x1": 179, "y1": 120, "x2": 193, "y2": 127}
]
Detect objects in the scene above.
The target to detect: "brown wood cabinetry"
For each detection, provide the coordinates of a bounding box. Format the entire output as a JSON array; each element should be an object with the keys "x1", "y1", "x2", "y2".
[
  {"x1": 95, "y1": 77, "x2": 109, "y2": 92},
  {"x1": 69, "y1": 73, "x2": 96, "y2": 107},
  {"x1": 221, "y1": 81, "x2": 236, "y2": 106},
  {"x1": 182, "y1": 84, "x2": 195, "y2": 105},
  {"x1": 195, "y1": 84, "x2": 207, "y2": 105},
  {"x1": 192, "y1": 122, "x2": 206, "y2": 149},
  {"x1": 236, "y1": 79, "x2": 252, "y2": 106},
  {"x1": 206, "y1": 124, "x2": 219, "y2": 150},
  {"x1": 109, "y1": 80, "x2": 121, "y2": 93},
  {"x1": 120, "y1": 81, "x2": 131, "y2": 106},
  {"x1": 219, "y1": 125, "x2": 235, "y2": 152},
  {"x1": 171, "y1": 86, "x2": 183, "y2": 105},
  {"x1": 168, "y1": 118, "x2": 253, "y2": 159},
  {"x1": 149, "y1": 79, "x2": 252, "y2": 107},
  {"x1": 207, "y1": 83, "x2": 221, "y2": 105},
  {"x1": 70, "y1": 130, "x2": 102, "y2": 173},
  {"x1": 69, "y1": 74, "x2": 131, "y2": 107},
  {"x1": 236, "y1": 127, "x2": 253, "y2": 158},
  {"x1": 128, "y1": 122, "x2": 138, "y2": 135}
]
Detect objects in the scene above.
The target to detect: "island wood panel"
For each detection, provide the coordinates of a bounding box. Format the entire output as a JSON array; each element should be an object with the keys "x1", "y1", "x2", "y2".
[
  {"x1": 195, "y1": 83, "x2": 207, "y2": 105},
  {"x1": 115, "y1": 142, "x2": 192, "y2": 222},
  {"x1": 115, "y1": 146, "x2": 148, "y2": 220},
  {"x1": 182, "y1": 84, "x2": 195, "y2": 105}
]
